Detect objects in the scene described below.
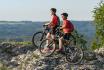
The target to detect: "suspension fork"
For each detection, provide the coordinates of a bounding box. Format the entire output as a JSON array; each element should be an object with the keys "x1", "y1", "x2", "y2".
[{"x1": 40, "y1": 31, "x2": 46, "y2": 41}]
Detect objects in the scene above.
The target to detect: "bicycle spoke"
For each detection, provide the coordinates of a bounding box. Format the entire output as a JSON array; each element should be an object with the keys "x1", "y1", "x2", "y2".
[
  {"x1": 40, "y1": 39, "x2": 55, "y2": 56},
  {"x1": 32, "y1": 31, "x2": 46, "y2": 48},
  {"x1": 65, "y1": 45, "x2": 83, "y2": 64}
]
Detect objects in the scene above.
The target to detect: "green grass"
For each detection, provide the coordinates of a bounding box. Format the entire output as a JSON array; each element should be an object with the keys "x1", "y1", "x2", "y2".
[
  {"x1": 14, "y1": 41, "x2": 32, "y2": 45},
  {"x1": 0, "y1": 61, "x2": 11, "y2": 70},
  {"x1": 1, "y1": 41, "x2": 32, "y2": 46}
]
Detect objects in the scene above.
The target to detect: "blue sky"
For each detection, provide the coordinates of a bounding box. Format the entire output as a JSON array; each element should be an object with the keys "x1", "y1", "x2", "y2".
[{"x1": 0, "y1": 0, "x2": 100, "y2": 21}]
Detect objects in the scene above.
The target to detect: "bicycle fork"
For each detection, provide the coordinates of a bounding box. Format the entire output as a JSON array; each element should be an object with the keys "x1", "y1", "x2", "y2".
[{"x1": 40, "y1": 32, "x2": 45, "y2": 41}]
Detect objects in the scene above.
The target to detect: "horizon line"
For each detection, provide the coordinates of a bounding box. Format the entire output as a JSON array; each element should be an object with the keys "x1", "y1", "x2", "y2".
[{"x1": 0, "y1": 20, "x2": 93, "y2": 22}]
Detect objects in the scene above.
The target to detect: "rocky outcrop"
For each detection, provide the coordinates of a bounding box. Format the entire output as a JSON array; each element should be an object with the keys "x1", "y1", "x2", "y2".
[
  {"x1": 94, "y1": 47, "x2": 104, "y2": 57},
  {"x1": 0, "y1": 43, "x2": 104, "y2": 70}
]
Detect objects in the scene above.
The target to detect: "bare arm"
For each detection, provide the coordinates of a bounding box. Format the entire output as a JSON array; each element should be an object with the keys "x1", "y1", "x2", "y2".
[{"x1": 60, "y1": 21, "x2": 66, "y2": 29}]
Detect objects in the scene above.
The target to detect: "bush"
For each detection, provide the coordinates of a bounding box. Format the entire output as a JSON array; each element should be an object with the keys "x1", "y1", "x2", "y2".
[
  {"x1": 92, "y1": 1, "x2": 104, "y2": 50},
  {"x1": 72, "y1": 30, "x2": 87, "y2": 50}
]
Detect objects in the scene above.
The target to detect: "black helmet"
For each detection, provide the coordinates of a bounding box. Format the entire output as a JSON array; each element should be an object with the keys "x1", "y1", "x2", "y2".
[{"x1": 61, "y1": 13, "x2": 68, "y2": 17}]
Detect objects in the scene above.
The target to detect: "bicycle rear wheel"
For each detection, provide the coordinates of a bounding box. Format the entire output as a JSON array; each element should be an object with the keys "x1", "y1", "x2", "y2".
[
  {"x1": 65, "y1": 44, "x2": 83, "y2": 64},
  {"x1": 39, "y1": 39, "x2": 55, "y2": 57},
  {"x1": 32, "y1": 31, "x2": 46, "y2": 48}
]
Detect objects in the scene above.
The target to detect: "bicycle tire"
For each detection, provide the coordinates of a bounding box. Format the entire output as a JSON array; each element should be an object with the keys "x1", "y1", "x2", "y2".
[
  {"x1": 65, "y1": 44, "x2": 83, "y2": 64},
  {"x1": 32, "y1": 31, "x2": 46, "y2": 48},
  {"x1": 39, "y1": 39, "x2": 56, "y2": 57}
]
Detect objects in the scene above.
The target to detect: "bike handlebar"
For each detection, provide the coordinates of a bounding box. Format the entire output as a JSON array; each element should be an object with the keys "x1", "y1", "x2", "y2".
[
  {"x1": 43, "y1": 24, "x2": 48, "y2": 27},
  {"x1": 43, "y1": 23, "x2": 62, "y2": 30}
]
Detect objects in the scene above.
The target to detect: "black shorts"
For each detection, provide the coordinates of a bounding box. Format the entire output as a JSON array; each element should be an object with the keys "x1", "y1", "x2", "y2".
[
  {"x1": 48, "y1": 26, "x2": 57, "y2": 35},
  {"x1": 63, "y1": 33, "x2": 71, "y2": 40}
]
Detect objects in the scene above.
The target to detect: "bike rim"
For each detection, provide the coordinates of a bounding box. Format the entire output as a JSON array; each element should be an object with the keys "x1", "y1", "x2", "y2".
[
  {"x1": 65, "y1": 45, "x2": 83, "y2": 64},
  {"x1": 32, "y1": 32, "x2": 45, "y2": 48},
  {"x1": 40, "y1": 39, "x2": 55, "y2": 57}
]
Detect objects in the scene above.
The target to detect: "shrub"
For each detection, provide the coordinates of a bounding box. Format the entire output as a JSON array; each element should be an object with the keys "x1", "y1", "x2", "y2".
[{"x1": 92, "y1": 1, "x2": 104, "y2": 50}]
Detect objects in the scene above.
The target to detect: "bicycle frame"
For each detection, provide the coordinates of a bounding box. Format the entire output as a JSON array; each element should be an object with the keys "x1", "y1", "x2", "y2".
[{"x1": 40, "y1": 25, "x2": 48, "y2": 41}]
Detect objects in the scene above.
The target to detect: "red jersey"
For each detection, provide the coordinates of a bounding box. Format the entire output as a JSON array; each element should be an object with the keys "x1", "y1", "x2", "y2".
[
  {"x1": 62, "y1": 20, "x2": 74, "y2": 33},
  {"x1": 51, "y1": 15, "x2": 58, "y2": 27}
]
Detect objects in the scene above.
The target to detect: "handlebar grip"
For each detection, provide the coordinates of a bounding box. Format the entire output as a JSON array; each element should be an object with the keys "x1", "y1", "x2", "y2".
[{"x1": 43, "y1": 24, "x2": 48, "y2": 27}]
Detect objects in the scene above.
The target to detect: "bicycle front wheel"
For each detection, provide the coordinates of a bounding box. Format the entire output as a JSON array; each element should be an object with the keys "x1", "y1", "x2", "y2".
[
  {"x1": 39, "y1": 39, "x2": 55, "y2": 57},
  {"x1": 32, "y1": 31, "x2": 46, "y2": 48}
]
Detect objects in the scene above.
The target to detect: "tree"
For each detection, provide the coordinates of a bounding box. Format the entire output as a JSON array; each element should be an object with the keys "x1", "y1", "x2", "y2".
[{"x1": 92, "y1": 1, "x2": 104, "y2": 50}]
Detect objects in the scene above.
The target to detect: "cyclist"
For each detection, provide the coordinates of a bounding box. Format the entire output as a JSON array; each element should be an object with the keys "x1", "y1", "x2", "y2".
[
  {"x1": 44, "y1": 8, "x2": 60, "y2": 51},
  {"x1": 58, "y1": 13, "x2": 74, "y2": 52}
]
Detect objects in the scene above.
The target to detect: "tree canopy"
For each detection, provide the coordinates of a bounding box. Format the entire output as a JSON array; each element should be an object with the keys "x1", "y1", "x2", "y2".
[{"x1": 92, "y1": 1, "x2": 104, "y2": 49}]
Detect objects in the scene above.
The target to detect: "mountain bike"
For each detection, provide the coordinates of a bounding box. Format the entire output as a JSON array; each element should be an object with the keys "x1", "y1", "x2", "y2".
[
  {"x1": 32, "y1": 24, "x2": 60, "y2": 48},
  {"x1": 32, "y1": 24, "x2": 48, "y2": 48},
  {"x1": 39, "y1": 30, "x2": 83, "y2": 64}
]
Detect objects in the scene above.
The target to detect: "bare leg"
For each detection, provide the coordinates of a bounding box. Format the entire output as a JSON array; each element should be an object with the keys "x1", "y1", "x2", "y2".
[
  {"x1": 43, "y1": 33, "x2": 51, "y2": 51},
  {"x1": 59, "y1": 37, "x2": 63, "y2": 51},
  {"x1": 46, "y1": 33, "x2": 51, "y2": 45},
  {"x1": 51, "y1": 34, "x2": 56, "y2": 49}
]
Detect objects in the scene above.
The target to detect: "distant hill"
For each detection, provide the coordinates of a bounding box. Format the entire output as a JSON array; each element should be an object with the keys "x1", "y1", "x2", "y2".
[{"x1": 0, "y1": 21, "x2": 95, "y2": 42}]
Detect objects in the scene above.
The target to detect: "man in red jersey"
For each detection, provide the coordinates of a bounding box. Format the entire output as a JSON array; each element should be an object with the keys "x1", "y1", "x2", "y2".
[
  {"x1": 44, "y1": 8, "x2": 60, "y2": 51},
  {"x1": 58, "y1": 13, "x2": 74, "y2": 51}
]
